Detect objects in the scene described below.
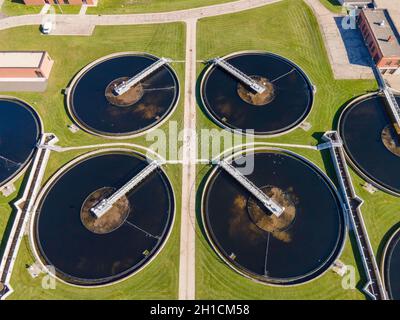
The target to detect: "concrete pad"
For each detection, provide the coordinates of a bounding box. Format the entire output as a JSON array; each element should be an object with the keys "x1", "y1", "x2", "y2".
[
  {"x1": 305, "y1": 0, "x2": 374, "y2": 79},
  {"x1": 0, "y1": 183, "x2": 15, "y2": 197},
  {"x1": 0, "y1": 78, "x2": 48, "y2": 92},
  {"x1": 385, "y1": 75, "x2": 400, "y2": 92},
  {"x1": 50, "y1": 22, "x2": 94, "y2": 36}
]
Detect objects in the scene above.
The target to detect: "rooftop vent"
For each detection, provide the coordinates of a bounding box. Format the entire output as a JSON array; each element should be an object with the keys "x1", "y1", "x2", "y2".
[
  {"x1": 379, "y1": 20, "x2": 385, "y2": 27},
  {"x1": 388, "y1": 35, "x2": 395, "y2": 43}
]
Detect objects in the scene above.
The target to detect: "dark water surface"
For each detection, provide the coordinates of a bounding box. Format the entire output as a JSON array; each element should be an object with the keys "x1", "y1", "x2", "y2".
[
  {"x1": 203, "y1": 151, "x2": 345, "y2": 284},
  {"x1": 384, "y1": 230, "x2": 400, "y2": 300},
  {"x1": 34, "y1": 152, "x2": 174, "y2": 285},
  {"x1": 70, "y1": 54, "x2": 179, "y2": 136},
  {"x1": 201, "y1": 52, "x2": 313, "y2": 135},
  {"x1": 0, "y1": 99, "x2": 40, "y2": 187},
  {"x1": 339, "y1": 95, "x2": 400, "y2": 194}
]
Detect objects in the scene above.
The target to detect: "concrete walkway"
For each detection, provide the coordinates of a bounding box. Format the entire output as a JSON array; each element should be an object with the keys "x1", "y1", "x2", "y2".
[
  {"x1": 0, "y1": 0, "x2": 281, "y2": 31},
  {"x1": 305, "y1": 0, "x2": 374, "y2": 79},
  {"x1": 0, "y1": 1, "x2": 284, "y2": 300},
  {"x1": 0, "y1": 0, "x2": 374, "y2": 79},
  {"x1": 0, "y1": 0, "x2": 377, "y2": 300},
  {"x1": 178, "y1": 18, "x2": 197, "y2": 300},
  {"x1": 51, "y1": 21, "x2": 95, "y2": 36}
]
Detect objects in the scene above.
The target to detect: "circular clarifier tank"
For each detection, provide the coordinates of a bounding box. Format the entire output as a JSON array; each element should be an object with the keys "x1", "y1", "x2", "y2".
[
  {"x1": 68, "y1": 53, "x2": 179, "y2": 138},
  {"x1": 339, "y1": 94, "x2": 400, "y2": 195},
  {"x1": 202, "y1": 149, "x2": 345, "y2": 285},
  {"x1": 32, "y1": 151, "x2": 174, "y2": 286},
  {"x1": 200, "y1": 51, "x2": 314, "y2": 136},
  {"x1": 0, "y1": 98, "x2": 41, "y2": 188},
  {"x1": 382, "y1": 227, "x2": 400, "y2": 300}
]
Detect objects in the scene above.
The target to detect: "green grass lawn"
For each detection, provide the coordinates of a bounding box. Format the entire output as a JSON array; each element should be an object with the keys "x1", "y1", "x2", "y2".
[
  {"x1": 0, "y1": 23, "x2": 185, "y2": 147},
  {"x1": 194, "y1": 0, "x2": 393, "y2": 299},
  {"x1": 195, "y1": 150, "x2": 366, "y2": 300},
  {"x1": 7, "y1": 151, "x2": 183, "y2": 300},
  {"x1": 1, "y1": 0, "x2": 398, "y2": 301},
  {"x1": 0, "y1": 22, "x2": 186, "y2": 299},
  {"x1": 0, "y1": 1, "x2": 81, "y2": 16},
  {"x1": 197, "y1": 0, "x2": 376, "y2": 148},
  {"x1": 1, "y1": 0, "x2": 237, "y2": 16},
  {"x1": 1, "y1": 0, "x2": 41, "y2": 16},
  {"x1": 319, "y1": 0, "x2": 344, "y2": 14},
  {"x1": 350, "y1": 169, "x2": 400, "y2": 265},
  {"x1": 87, "y1": 0, "x2": 236, "y2": 15}
]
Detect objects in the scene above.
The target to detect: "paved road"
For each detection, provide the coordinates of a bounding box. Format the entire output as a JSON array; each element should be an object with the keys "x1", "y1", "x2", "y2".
[
  {"x1": 305, "y1": 0, "x2": 373, "y2": 79},
  {"x1": 1, "y1": 0, "x2": 375, "y2": 300},
  {"x1": 0, "y1": 0, "x2": 282, "y2": 301},
  {"x1": 0, "y1": 0, "x2": 281, "y2": 30},
  {"x1": 179, "y1": 18, "x2": 197, "y2": 300},
  {"x1": 0, "y1": 0, "x2": 374, "y2": 79}
]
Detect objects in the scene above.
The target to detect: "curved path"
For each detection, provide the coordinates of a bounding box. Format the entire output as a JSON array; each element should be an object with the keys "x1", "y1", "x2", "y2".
[
  {"x1": 0, "y1": 0, "x2": 283, "y2": 301},
  {"x1": 0, "y1": 0, "x2": 281, "y2": 30},
  {"x1": 0, "y1": 0, "x2": 381, "y2": 301}
]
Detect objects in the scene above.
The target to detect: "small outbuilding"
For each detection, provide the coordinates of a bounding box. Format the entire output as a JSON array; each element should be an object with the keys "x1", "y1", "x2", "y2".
[{"x1": 0, "y1": 51, "x2": 54, "y2": 92}]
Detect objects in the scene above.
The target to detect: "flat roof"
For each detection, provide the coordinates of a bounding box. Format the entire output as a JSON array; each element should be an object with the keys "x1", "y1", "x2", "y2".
[
  {"x1": 374, "y1": 0, "x2": 400, "y2": 31},
  {"x1": 362, "y1": 9, "x2": 400, "y2": 57},
  {"x1": 0, "y1": 51, "x2": 46, "y2": 68}
]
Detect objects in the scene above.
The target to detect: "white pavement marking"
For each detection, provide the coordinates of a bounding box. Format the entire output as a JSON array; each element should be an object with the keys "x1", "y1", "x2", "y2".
[{"x1": 178, "y1": 18, "x2": 197, "y2": 301}]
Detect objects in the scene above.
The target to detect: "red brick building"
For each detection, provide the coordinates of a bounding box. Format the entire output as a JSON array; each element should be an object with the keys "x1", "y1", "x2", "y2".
[
  {"x1": 358, "y1": 8, "x2": 400, "y2": 75},
  {"x1": 23, "y1": 0, "x2": 97, "y2": 5}
]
